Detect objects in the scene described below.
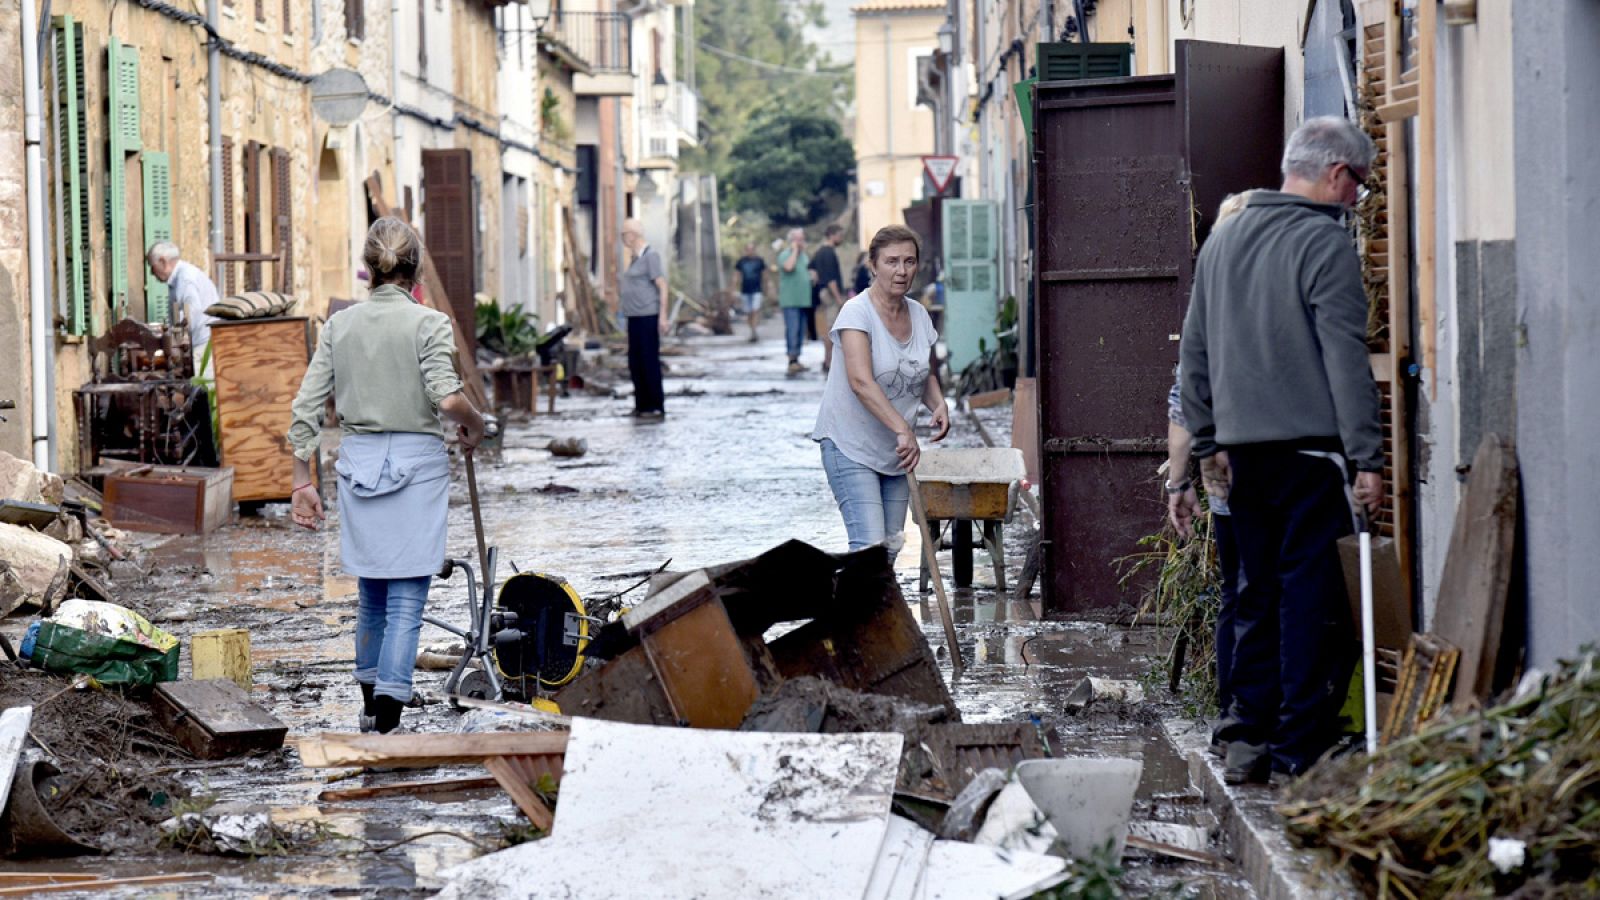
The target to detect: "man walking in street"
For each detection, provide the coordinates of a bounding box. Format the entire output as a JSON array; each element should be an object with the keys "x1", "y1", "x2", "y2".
[
  {"x1": 733, "y1": 243, "x2": 766, "y2": 343},
  {"x1": 620, "y1": 218, "x2": 669, "y2": 419},
  {"x1": 810, "y1": 224, "x2": 846, "y2": 373},
  {"x1": 778, "y1": 228, "x2": 811, "y2": 374},
  {"x1": 147, "y1": 242, "x2": 221, "y2": 379},
  {"x1": 1179, "y1": 116, "x2": 1385, "y2": 785}
]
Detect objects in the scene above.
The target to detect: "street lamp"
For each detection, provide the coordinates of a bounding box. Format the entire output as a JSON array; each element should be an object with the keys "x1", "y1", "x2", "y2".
[
  {"x1": 936, "y1": 20, "x2": 955, "y2": 56},
  {"x1": 527, "y1": 0, "x2": 553, "y2": 31},
  {"x1": 652, "y1": 69, "x2": 670, "y2": 108}
]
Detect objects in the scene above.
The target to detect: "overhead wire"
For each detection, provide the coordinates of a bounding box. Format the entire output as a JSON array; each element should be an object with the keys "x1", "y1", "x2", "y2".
[{"x1": 696, "y1": 39, "x2": 849, "y2": 79}]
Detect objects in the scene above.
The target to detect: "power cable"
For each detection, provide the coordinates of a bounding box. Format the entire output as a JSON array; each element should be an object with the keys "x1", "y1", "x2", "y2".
[{"x1": 696, "y1": 40, "x2": 849, "y2": 78}]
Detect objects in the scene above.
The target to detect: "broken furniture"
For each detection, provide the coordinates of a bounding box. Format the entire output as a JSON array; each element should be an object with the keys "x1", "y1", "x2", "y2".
[
  {"x1": 554, "y1": 541, "x2": 958, "y2": 727},
  {"x1": 102, "y1": 464, "x2": 234, "y2": 535},
  {"x1": 151, "y1": 679, "x2": 287, "y2": 759},
  {"x1": 209, "y1": 315, "x2": 315, "y2": 508},
  {"x1": 72, "y1": 319, "x2": 215, "y2": 472},
  {"x1": 915, "y1": 448, "x2": 1027, "y2": 590}
]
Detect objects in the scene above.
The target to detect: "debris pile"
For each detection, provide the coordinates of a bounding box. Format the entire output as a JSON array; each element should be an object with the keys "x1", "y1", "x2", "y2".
[{"x1": 1280, "y1": 651, "x2": 1600, "y2": 897}]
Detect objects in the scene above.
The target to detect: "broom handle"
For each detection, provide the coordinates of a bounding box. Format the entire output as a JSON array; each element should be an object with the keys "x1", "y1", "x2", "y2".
[
  {"x1": 908, "y1": 471, "x2": 963, "y2": 680},
  {"x1": 464, "y1": 449, "x2": 491, "y2": 593}
]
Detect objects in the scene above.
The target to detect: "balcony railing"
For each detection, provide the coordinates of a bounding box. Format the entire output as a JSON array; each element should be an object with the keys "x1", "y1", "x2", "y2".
[
  {"x1": 549, "y1": 11, "x2": 631, "y2": 75},
  {"x1": 642, "y1": 82, "x2": 698, "y2": 159}
]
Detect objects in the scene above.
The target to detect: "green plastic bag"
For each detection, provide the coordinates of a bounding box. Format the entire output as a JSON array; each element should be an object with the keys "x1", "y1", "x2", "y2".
[{"x1": 30, "y1": 620, "x2": 180, "y2": 687}]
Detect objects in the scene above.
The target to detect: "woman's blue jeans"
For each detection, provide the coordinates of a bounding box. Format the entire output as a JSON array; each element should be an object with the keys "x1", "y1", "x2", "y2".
[
  {"x1": 821, "y1": 439, "x2": 910, "y2": 556},
  {"x1": 355, "y1": 575, "x2": 431, "y2": 702},
  {"x1": 783, "y1": 307, "x2": 808, "y2": 360}
]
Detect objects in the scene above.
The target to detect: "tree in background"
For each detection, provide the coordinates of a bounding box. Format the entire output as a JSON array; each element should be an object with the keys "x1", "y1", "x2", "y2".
[
  {"x1": 725, "y1": 108, "x2": 855, "y2": 224},
  {"x1": 684, "y1": 0, "x2": 851, "y2": 196}
]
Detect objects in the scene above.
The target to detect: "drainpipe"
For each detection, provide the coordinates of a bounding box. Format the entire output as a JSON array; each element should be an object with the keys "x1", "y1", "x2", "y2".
[
  {"x1": 207, "y1": 0, "x2": 224, "y2": 274},
  {"x1": 884, "y1": 18, "x2": 895, "y2": 218},
  {"x1": 22, "y1": 0, "x2": 52, "y2": 469}
]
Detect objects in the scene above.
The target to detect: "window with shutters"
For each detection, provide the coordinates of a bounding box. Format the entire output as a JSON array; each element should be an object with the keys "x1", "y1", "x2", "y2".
[
  {"x1": 52, "y1": 16, "x2": 90, "y2": 335},
  {"x1": 421, "y1": 148, "x2": 477, "y2": 352},
  {"x1": 221, "y1": 136, "x2": 235, "y2": 295},
  {"x1": 142, "y1": 152, "x2": 173, "y2": 322},
  {"x1": 1035, "y1": 42, "x2": 1133, "y2": 81},
  {"x1": 107, "y1": 38, "x2": 142, "y2": 323},
  {"x1": 418, "y1": 0, "x2": 427, "y2": 75},
  {"x1": 255, "y1": 0, "x2": 265, "y2": 24},
  {"x1": 243, "y1": 140, "x2": 263, "y2": 291},
  {"x1": 345, "y1": 0, "x2": 364, "y2": 41},
  {"x1": 270, "y1": 148, "x2": 293, "y2": 294},
  {"x1": 283, "y1": 0, "x2": 293, "y2": 34}
]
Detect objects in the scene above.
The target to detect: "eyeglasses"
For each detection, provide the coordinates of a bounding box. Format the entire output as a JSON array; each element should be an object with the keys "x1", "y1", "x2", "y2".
[{"x1": 1343, "y1": 163, "x2": 1374, "y2": 202}]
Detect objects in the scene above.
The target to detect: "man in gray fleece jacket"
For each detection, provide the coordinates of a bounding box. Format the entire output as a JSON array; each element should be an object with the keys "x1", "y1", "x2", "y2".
[{"x1": 1179, "y1": 116, "x2": 1385, "y2": 784}]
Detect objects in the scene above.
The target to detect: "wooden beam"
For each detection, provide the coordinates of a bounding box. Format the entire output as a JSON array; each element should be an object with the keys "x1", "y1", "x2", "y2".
[
  {"x1": 295, "y1": 730, "x2": 569, "y2": 769},
  {"x1": 0, "y1": 875, "x2": 211, "y2": 896},
  {"x1": 484, "y1": 755, "x2": 556, "y2": 831},
  {"x1": 1376, "y1": 97, "x2": 1419, "y2": 123},
  {"x1": 1418, "y1": 0, "x2": 1438, "y2": 398}
]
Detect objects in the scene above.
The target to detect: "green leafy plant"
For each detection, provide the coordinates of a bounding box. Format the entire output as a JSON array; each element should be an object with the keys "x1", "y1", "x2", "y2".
[
  {"x1": 1117, "y1": 499, "x2": 1223, "y2": 718},
  {"x1": 540, "y1": 87, "x2": 571, "y2": 144},
  {"x1": 476, "y1": 300, "x2": 541, "y2": 359},
  {"x1": 1027, "y1": 842, "x2": 1126, "y2": 899}
]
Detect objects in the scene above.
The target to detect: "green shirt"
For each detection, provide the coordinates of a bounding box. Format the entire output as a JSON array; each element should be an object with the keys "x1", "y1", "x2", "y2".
[
  {"x1": 777, "y1": 248, "x2": 811, "y2": 309},
  {"x1": 288, "y1": 284, "x2": 464, "y2": 461}
]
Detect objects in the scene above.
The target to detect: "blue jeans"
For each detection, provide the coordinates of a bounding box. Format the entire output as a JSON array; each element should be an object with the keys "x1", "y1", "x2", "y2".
[
  {"x1": 783, "y1": 307, "x2": 808, "y2": 360},
  {"x1": 820, "y1": 439, "x2": 910, "y2": 555},
  {"x1": 355, "y1": 575, "x2": 432, "y2": 702}
]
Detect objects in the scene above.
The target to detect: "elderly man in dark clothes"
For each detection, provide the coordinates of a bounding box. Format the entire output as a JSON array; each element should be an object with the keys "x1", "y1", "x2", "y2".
[{"x1": 1179, "y1": 116, "x2": 1385, "y2": 786}]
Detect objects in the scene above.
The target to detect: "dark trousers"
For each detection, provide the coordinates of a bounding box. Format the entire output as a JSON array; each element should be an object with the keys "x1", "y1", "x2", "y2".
[
  {"x1": 626, "y1": 315, "x2": 665, "y2": 413},
  {"x1": 1221, "y1": 444, "x2": 1357, "y2": 775},
  {"x1": 1214, "y1": 512, "x2": 1242, "y2": 717}
]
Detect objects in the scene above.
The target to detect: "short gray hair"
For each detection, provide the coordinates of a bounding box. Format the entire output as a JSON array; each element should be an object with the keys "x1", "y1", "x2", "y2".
[
  {"x1": 1281, "y1": 116, "x2": 1377, "y2": 181},
  {"x1": 786, "y1": 227, "x2": 805, "y2": 241},
  {"x1": 146, "y1": 241, "x2": 180, "y2": 263}
]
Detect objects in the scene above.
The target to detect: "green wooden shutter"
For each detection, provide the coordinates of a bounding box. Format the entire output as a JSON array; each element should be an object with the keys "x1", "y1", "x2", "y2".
[
  {"x1": 142, "y1": 152, "x2": 172, "y2": 321},
  {"x1": 107, "y1": 39, "x2": 141, "y2": 320},
  {"x1": 941, "y1": 199, "x2": 1000, "y2": 373},
  {"x1": 1036, "y1": 43, "x2": 1133, "y2": 82},
  {"x1": 53, "y1": 16, "x2": 90, "y2": 335}
]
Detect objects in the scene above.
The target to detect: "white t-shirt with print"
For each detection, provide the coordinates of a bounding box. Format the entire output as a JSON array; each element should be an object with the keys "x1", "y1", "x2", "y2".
[{"x1": 811, "y1": 292, "x2": 937, "y2": 474}]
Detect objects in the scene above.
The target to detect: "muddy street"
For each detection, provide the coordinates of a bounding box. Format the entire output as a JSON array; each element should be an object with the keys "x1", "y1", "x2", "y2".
[{"x1": 1, "y1": 328, "x2": 1245, "y2": 896}]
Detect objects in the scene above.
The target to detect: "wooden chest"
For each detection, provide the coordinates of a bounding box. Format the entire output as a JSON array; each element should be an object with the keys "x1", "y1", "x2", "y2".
[
  {"x1": 209, "y1": 316, "x2": 314, "y2": 505},
  {"x1": 104, "y1": 465, "x2": 234, "y2": 534},
  {"x1": 152, "y1": 679, "x2": 287, "y2": 760}
]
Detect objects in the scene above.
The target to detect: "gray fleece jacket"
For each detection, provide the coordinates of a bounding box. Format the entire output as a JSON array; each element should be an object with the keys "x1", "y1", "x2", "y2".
[{"x1": 1179, "y1": 191, "x2": 1384, "y2": 471}]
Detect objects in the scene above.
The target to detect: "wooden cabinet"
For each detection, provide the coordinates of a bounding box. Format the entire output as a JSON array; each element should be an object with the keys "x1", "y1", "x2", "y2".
[{"x1": 209, "y1": 316, "x2": 314, "y2": 505}]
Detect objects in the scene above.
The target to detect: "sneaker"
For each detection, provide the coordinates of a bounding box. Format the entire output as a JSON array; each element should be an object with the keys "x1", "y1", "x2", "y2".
[
  {"x1": 787, "y1": 360, "x2": 804, "y2": 374},
  {"x1": 1222, "y1": 741, "x2": 1270, "y2": 785}
]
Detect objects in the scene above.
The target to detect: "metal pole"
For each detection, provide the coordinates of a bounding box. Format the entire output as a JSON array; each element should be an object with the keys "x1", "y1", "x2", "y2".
[
  {"x1": 22, "y1": 0, "x2": 52, "y2": 469},
  {"x1": 207, "y1": 0, "x2": 225, "y2": 275}
]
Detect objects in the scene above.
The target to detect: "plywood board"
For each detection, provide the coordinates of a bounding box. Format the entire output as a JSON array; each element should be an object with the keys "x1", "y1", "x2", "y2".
[
  {"x1": 151, "y1": 679, "x2": 287, "y2": 759},
  {"x1": 1431, "y1": 434, "x2": 1518, "y2": 707},
  {"x1": 209, "y1": 317, "x2": 312, "y2": 504},
  {"x1": 1011, "y1": 377, "x2": 1040, "y2": 486},
  {"x1": 0, "y1": 706, "x2": 32, "y2": 819},
  {"x1": 295, "y1": 730, "x2": 568, "y2": 769},
  {"x1": 640, "y1": 599, "x2": 761, "y2": 729},
  {"x1": 434, "y1": 719, "x2": 902, "y2": 900}
]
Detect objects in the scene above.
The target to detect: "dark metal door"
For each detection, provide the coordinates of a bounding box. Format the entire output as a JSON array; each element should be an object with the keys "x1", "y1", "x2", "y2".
[{"x1": 1034, "y1": 41, "x2": 1283, "y2": 614}]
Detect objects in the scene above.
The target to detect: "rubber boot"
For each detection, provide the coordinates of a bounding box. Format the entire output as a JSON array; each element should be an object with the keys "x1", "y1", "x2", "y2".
[
  {"x1": 373, "y1": 694, "x2": 404, "y2": 734},
  {"x1": 358, "y1": 682, "x2": 377, "y2": 733}
]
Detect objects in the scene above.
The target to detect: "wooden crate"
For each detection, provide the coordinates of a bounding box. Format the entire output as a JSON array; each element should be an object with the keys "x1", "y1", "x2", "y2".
[
  {"x1": 191, "y1": 628, "x2": 252, "y2": 689},
  {"x1": 210, "y1": 316, "x2": 314, "y2": 504},
  {"x1": 104, "y1": 466, "x2": 234, "y2": 534},
  {"x1": 151, "y1": 679, "x2": 287, "y2": 759}
]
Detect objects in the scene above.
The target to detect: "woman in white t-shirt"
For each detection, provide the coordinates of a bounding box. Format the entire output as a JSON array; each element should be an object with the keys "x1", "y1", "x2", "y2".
[{"x1": 811, "y1": 225, "x2": 950, "y2": 555}]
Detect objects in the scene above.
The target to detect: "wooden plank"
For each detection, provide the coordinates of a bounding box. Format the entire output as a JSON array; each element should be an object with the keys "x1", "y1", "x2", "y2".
[
  {"x1": 295, "y1": 730, "x2": 569, "y2": 769},
  {"x1": 0, "y1": 875, "x2": 210, "y2": 895},
  {"x1": 362, "y1": 173, "x2": 489, "y2": 411},
  {"x1": 484, "y1": 755, "x2": 556, "y2": 831},
  {"x1": 318, "y1": 775, "x2": 499, "y2": 802},
  {"x1": 1417, "y1": 0, "x2": 1438, "y2": 396},
  {"x1": 210, "y1": 317, "x2": 312, "y2": 504},
  {"x1": 966, "y1": 388, "x2": 1010, "y2": 410},
  {"x1": 1010, "y1": 377, "x2": 1040, "y2": 486},
  {"x1": 1382, "y1": 633, "x2": 1460, "y2": 744},
  {"x1": 152, "y1": 679, "x2": 287, "y2": 759},
  {"x1": 1431, "y1": 434, "x2": 1519, "y2": 707},
  {"x1": 1376, "y1": 97, "x2": 1418, "y2": 122}
]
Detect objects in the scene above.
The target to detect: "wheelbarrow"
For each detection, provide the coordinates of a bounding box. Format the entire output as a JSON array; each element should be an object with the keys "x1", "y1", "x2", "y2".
[{"x1": 914, "y1": 448, "x2": 1027, "y2": 590}]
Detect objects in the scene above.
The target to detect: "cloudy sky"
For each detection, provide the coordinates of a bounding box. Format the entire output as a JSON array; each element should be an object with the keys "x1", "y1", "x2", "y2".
[{"x1": 805, "y1": 0, "x2": 859, "y2": 64}]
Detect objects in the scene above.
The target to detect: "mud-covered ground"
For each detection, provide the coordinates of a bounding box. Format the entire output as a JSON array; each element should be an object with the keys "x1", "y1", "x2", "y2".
[{"x1": 0, "y1": 322, "x2": 1251, "y2": 897}]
